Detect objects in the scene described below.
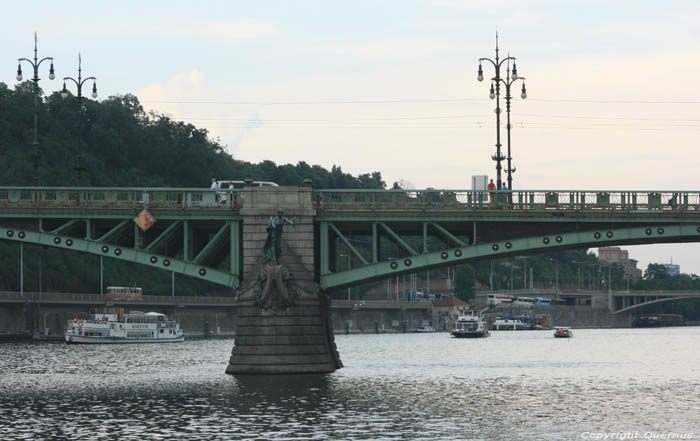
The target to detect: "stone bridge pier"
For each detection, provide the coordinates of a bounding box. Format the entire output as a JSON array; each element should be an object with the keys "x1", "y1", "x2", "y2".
[{"x1": 225, "y1": 186, "x2": 342, "y2": 375}]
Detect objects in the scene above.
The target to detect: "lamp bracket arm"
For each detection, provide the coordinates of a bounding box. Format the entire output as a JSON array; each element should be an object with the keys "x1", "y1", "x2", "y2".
[
  {"x1": 37, "y1": 57, "x2": 54, "y2": 67},
  {"x1": 479, "y1": 58, "x2": 497, "y2": 69},
  {"x1": 63, "y1": 77, "x2": 80, "y2": 87},
  {"x1": 80, "y1": 76, "x2": 96, "y2": 86},
  {"x1": 498, "y1": 56, "x2": 516, "y2": 68}
]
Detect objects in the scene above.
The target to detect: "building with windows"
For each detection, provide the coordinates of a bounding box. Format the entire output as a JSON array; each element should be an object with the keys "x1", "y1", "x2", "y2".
[
  {"x1": 662, "y1": 263, "x2": 681, "y2": 276},
  {"x1": 597, "y1": 247, "x2": 643, "y2": 280}
]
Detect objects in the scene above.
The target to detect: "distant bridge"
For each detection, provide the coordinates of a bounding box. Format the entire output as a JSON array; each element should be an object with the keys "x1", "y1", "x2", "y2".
[
  {"x1": 474, "y1": 288, "x2": 700, "y2": 314},
  {"x1": 3, "y1": 288, "x2": 695, "y2": 315}
]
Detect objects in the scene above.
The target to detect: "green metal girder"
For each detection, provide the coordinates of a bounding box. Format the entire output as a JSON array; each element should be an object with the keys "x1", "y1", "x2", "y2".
[
  {"x1": 134, "y1": 223, "x2": 143, "y2": 249},
  {"x1": 372, "y1": 222, "x2": 378, "y2": 263},
  {"x1": 96, "y1": 220, "x2": 130, "y2": 243},
  {"x1": 0, "y1": 227, "x2": 239, "y2": 288},
  {"x1": 317, "y1": 215, "x2": 692, "y2": 223},
  {"x1": 230, "y1": 221, "x2": 240, "y2": 278},
  {"x1": 377, "y1": 222, "x2": 418, "y2": 255},
  {"x1": 192, "y1": 222, "x2": 231, "y2": 265},
  {"x1": 184, "y1": 220, "x2": 192, "y2": 261},
  {"x1": 320, "y1": 224, "x2": 700, "y2": 290},
  {"x1": 50, "y1": 219, "x2": 84, "y2": 236},
  {"x1": 426, "y1": 221, "x2": 466, "y2": 248},
  {"x1": 144, "y1": 221, "x2": 183, "y2": 253},
  {"x1": 329, "y1": 222, "x2": 368, "y2": 265},
  {"x1": 320, "y1": 221, "x2": 330, "y2": 275}
]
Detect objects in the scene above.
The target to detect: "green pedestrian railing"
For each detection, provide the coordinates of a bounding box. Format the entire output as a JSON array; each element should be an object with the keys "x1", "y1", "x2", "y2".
[{"x1": 313, "y1": 189, "x2": 700, "y2": 212}]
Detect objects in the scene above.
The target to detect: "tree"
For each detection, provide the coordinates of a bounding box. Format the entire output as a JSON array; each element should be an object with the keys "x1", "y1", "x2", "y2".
[
  {"x1": 643, "y1": 263, "x2": 670, "y2": 281},
  {"x1": 0, "y1": 81, "x2": 387, "y2": 295},
  {"x1": 453, "y1": 264, "x2": 475, "y2": 303}
]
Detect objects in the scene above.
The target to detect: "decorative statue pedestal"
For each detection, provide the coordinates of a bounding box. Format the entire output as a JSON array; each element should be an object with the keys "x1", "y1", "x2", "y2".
[
  {"x1": 225, "y1": 263, "x2": 342, "y2": 375},
  {"x1": 226, "y1": 206, "x2": 341, "y2": 375}
]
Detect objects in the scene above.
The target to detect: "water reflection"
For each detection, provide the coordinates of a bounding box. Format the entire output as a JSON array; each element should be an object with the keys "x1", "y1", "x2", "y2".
[{"x1": 1, "y1": 329, "x2": 698, "y2": 440}]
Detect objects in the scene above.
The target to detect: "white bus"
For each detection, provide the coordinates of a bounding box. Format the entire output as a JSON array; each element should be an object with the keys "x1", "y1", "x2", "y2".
[
  {"x1": 487, "y1": 293, "x2": 513, "y2": 306},
  {"x1": 513, "y1": 297, "x2": 535, "y2": 308}
]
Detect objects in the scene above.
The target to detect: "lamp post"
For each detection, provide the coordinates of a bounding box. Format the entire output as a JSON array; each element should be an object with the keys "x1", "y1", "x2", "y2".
[
  {"x1": 607, "y1": 263, "x2": 613, "y2": 312},
  {"x1": 478, "y1": 35, "x2": 526, "y2": 190},
  {"x1": 548, "y1": 258, "x2": 559, "y2": 297},
  {"x1": 502, "y1": 57, "x2": 527, "y2": 191},
  {"x1": 16, "y1": 32, "x2": 55, "y2": 186},
  {"x1": 572, "y1": 261, "x2": 583, "y2": 290},
  {"x1": 61, "y1": 53, "x2": 97, "y2": 185},
  {"x1": 515, "y1": 256, "x2": 528, "y2": 290}
]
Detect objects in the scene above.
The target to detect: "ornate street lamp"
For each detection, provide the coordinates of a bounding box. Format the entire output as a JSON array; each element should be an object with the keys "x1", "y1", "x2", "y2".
[
  {"x1": 478, "y1": 34, "x2": 526, "y2": 190},
  {"x1": 61, "y1": 53, "x2": 97, "y2": 185},
  {"x1": 501, "y1": 56, "x2": 527, "y2": 190},
  {"x1": 16, "y1": 32, "x2": 55, "y2": 186}
]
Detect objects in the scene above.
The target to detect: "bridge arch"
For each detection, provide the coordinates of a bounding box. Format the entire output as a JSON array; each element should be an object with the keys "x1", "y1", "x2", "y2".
[
  {"x1": 0, "y1": 227, "x2": 239, "y2": 288},
  {"x1": 614, "y1": 296, "x2": 697, "y2": 314},
  {"x1": 320, "y1": 223, "x2": 700, "y2": 290}
]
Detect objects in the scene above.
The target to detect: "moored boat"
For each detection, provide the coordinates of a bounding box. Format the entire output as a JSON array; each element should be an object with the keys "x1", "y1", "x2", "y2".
[
  {"x1": 65, "y1": 308, "x2": 184, "y2": 344},
  {"x1": 492, "y1": 314, "x2": 533, "y2": 330},
  {"x1": 451, "y1": 310, "x2": 490, "y2": 338},
  {"x1": 553, "y1": 326, "x2": 573, "y2": 338},
  {"x1": 634, "y1": 313, "x2": 686, "y2": 327}
]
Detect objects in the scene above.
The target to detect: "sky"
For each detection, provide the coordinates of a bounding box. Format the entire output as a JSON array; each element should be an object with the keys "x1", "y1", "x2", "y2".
[{"x1": 2, "y1": 0, "x2": 700, "y2": 275}]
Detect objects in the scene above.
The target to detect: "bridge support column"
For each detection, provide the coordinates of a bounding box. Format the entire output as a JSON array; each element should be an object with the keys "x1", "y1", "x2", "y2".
[{"x1": 226, "y1": 186, "x2": 342, "y2": 375}]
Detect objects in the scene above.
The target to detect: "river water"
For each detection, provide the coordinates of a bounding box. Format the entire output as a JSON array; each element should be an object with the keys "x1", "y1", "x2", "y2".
[{"x1": 0, "y1": 328, "x2": 698, "y2": 440}]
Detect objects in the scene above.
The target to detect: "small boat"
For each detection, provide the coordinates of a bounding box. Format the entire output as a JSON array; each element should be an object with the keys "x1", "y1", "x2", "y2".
[
  {"x1": 451, "y1": 311, "x2": 490, "y2": 338},
  {"x1": 65, "y1": 307, "x2": 184, "y2": 344},
  {"x1": 553, "y1": 326, "x2": 573, "y2": 338},
  {"x1": 415, "y1": 325, "x2": 435, "y2": 333}
]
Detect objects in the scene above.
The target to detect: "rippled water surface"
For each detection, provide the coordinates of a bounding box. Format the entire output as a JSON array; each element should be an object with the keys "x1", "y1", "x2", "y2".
[{"x1": 1, "y1": 328, "x2": 698, "y2": 440}]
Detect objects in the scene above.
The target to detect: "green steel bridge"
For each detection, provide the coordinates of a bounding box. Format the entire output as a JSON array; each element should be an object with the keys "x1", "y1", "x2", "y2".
[
  {"x1": 1, "y1": 186, "x2": 699, "y2": 307},
  {"x1": 4, "y1": 187, "x2": 699, "y2": 374}
]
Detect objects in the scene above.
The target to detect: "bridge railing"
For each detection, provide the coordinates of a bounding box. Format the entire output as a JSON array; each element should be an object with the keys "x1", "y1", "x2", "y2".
[
  {"x1": 2, "y1": 187, "x2": 699, "y2": 213},
  {"x1": 0, "y1": 187, "x2": 243, "y2": 210},
  {"x1": 0, "y1": 291, "x2": 239, "y2": 305},
  {"x1": 313, "y1": 189, "x2": 700, "y2": 212}
]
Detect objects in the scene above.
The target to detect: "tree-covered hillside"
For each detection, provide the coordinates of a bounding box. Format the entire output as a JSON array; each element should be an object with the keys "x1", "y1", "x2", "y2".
[
  {"x1": 0, "y1": 82, "x2": 385, "y2": 295},
  {"x1": 0, "y1": 82, "x2": 385, "y2": 189}
]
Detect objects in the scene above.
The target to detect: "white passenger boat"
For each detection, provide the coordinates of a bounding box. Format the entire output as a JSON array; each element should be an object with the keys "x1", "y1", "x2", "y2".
[
  {"x1": 65, "y1": 308, "x2": 184, "y2": 344},
  {"x1": 451, "y1": 310, "x2": 490, "y2": 338}
]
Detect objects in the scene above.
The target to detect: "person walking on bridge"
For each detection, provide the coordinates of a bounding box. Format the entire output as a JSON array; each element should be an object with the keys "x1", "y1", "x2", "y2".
[
  {"x1": 488, "y1": 178, "x2": 496, "y2": 205},
  {"x1": 210, "y1": 178, "x2": 219, "y2": 203}
]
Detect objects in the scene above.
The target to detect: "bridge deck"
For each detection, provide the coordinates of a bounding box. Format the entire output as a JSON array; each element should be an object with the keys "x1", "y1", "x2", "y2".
[
  {"x1": 1, "y1": 187, "x2": 699, "y2": 214},
  {"x1": 2, "y1": 187, "x2": 700, "y2": 292}
]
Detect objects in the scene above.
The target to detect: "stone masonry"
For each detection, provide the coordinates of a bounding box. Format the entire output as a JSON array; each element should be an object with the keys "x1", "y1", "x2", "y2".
[{"x1": 226, "y1": 186, "x2": 342, "y2": 375}]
